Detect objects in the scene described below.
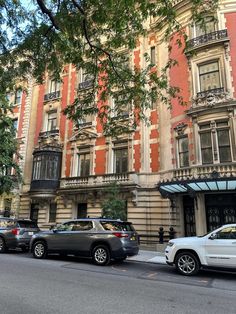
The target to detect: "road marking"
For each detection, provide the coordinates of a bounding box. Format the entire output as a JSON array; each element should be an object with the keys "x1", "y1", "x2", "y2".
[
  {"x1": 111, "y1": 265, "x2": 127, "y2": 272},
  {"x1": 198, "y1": 280, "x2": 209, "y2": 283},
  {"x1": 147, "y1": 272, "x2": 158, "y2": 278}
]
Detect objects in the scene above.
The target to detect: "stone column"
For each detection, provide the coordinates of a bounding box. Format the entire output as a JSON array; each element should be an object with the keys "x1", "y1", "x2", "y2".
[{"x1": 195, "y1": 193, "x2": 207, "y2": 236}]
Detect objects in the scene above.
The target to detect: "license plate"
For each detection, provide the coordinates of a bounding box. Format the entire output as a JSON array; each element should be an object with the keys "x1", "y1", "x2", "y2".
[{"x1": 28, "y1": 232, "x2": 33, "y2": 235}]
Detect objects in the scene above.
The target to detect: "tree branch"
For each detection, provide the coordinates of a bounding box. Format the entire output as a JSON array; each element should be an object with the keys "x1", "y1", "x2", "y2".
[{"x1": 36, "y1": 0, "x2": 60, "y2": 30}]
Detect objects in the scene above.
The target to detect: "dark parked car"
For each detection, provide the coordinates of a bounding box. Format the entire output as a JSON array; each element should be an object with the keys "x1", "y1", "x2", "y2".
[
  {"x1": 30, "y1": 218, "x2": 139, "y2": 265},
  {"x1": 0, "y1": 218, "x2": 40, "y2": 253}
]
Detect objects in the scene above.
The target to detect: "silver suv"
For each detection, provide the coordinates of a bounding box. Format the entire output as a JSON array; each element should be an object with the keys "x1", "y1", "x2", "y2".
[
  {"x1": 0, "y1": 218, "x2": 40, "y2": 253},
  {"x1": 30, "y1": 218, "x2": 139, "y2": 265}
]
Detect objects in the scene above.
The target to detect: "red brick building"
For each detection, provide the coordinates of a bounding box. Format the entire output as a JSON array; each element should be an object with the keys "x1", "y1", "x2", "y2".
[{"x1": 12, "y1": 0, "x2": 236, "y2": 243}]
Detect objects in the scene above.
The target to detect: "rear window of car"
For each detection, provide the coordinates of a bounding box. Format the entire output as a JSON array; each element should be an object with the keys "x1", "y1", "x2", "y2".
[
  {"x1": 100, "y1": 221, "x2": 135, "y2": 232},
  {"x1": 0, "y1": 219, "x2": 16, "y2": 228},
  {"x1": 17, "y1": 221, "x2": 38, "y2": 228}
]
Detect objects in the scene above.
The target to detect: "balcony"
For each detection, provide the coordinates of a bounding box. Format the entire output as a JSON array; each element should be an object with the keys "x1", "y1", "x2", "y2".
[
  {"x1": 158, "y1": 163, "x2": 236, "y2": 195},
  {"x1": 30, "y1": 179, "x2": 60, "y2": 192},
  {"x1": 78, "y1": 80, "x2": 93, "y2": 90},
  {"x1": 39, "y1": 129, "x2": 59, "y2": 138},
  {"x1": 186, "y1": 29, "x2": 228, "y2": 52},
  {"x1": 44, "y1": 91, "x2": 60, "y2": 102},
  {"x1": 196, "y1": 87, "x2": 224, "y2": 99},
  {"x1": 60, "y1": 172, "x2": 138, "y2": 189},
  {"x1": 173, "y1": 163, "x2": 236, "y2": 181},
  {"x1": 188, "y1": 87, "x2": 231, "y2": 115}
]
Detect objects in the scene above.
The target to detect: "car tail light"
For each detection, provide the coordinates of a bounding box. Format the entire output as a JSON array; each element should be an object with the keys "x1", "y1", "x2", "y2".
[
  {"x1": 113, "y1": 232, "x2": 129, "y2": 238},
  {"x1": 12, "y1": 228, "x2": 20, "y2": 235}
]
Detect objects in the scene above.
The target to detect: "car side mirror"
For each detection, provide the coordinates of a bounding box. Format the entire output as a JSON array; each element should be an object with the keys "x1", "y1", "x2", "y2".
[{"x1": 209, "y1": 233, "x2": 217, "y2": 240}]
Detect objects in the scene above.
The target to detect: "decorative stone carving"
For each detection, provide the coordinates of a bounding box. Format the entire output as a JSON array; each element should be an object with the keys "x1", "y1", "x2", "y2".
[
  {"x1": 192, "y1": 89, "x2": 231, "y2": 108},
  {"x1": 69, "y1": 128, "x2": 97, "y2": 142},
  {"x1": 174, "y1": 122, "x2": 187, "y2": 136}
]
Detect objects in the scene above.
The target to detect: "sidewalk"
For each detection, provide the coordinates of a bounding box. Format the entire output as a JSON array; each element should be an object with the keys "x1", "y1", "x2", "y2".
[{"x1": 127, "y1": 250, "x2": 166, "y2": 264}]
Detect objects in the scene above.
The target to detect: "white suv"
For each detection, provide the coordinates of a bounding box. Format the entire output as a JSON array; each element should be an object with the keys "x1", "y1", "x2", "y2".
[{"x1": 165, "y1": 224, "x2": 236, "y2": 276}]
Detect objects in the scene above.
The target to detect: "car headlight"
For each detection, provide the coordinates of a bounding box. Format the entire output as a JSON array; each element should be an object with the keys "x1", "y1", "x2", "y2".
[{"x1": 167, "y1": 241, "x2": 174, "y2": 247}]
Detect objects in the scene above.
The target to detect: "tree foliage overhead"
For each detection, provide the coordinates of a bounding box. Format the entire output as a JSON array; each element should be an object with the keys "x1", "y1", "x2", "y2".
[
  {"x1": 0, "y1": 0, "x2": 219, "y2": 134},
  {"x1": 0, "y1": 0, "x2": 218, "y2": 194}
]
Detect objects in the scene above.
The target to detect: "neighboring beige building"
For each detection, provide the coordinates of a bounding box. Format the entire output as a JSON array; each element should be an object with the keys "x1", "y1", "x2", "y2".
[{"x1": 0, "y1": 81, "x2": 34, "y2": 219}]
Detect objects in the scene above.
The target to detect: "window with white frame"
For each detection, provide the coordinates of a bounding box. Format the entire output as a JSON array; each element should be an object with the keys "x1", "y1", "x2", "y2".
[
  {"x1": 111, "y1": 93, "x2": 130, "y2": 118},
  {"x1": 77, "y1": 114, "x2": 93, "y2": 126},
  {"x1": 15, "y1": 89, "x2": 22, "y2": 105},
  {"x1": 80, "y1": 68, "x2": 93, "y2": 83},
  {"x1": 150, "y1": 46, "x2": 156, "y2": 64},
  {"x1": 47, "y1": 111, "x2": 57, "y2": 131},
  {"x1": 48, "y1": 79, "x2": 60, "y2": 93},
  {"x1": 199, "y1": 121, "x2": 232, "y2": 164},
  {"x1": 194, "y1": 16, "x2": 216, "y2": 37},
  {"x1": 77, "y1": 152, "x2": 90, "y2": 177},
  {"x1": 198, "y1": 61, "x2": 221, "y2": 92},
  {"x1": 113, "y1": 144, "x2": 128, "y2": 173},
  {"x1": 177, "y1": 136, "x2": 189, "y2": 168},
  {"x1": 13, "y1": 119, "x2": 18, "y2": 133}
]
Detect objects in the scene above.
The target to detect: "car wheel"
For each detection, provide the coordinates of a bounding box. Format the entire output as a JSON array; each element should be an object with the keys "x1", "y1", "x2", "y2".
[
  {"x1": 33, "y1": 241, "x2": 47, "y2": 259},
  {"x1": 0, "y1": 237, "x2": 7, "y2": 253},
  {"x1": 175, "y1": 252, "x2": 200, "y2": 276},
  {"x1": 92, "y1": 245, "x2": 110, "y2": 266}
]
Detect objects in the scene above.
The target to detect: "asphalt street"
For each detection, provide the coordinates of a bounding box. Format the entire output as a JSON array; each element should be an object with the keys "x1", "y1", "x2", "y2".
[{"x1": 0, "y1": 251, "x2": 236, "y2": 314}]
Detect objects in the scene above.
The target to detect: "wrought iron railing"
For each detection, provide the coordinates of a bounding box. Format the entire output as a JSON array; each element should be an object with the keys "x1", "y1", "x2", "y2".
[
  {"x1": 44, "y1": 91, "x2": 60, "y2": 102},
  {"x1": 39, "y1": 129, "x2": 59, "y2": 138},
  {"x1": 78, "y1": 80, "x2": 93, "y2": 90},
  {"x1": 196, "y1": 87, "x2": 224, "y2": 99},
  {"x1": 187, "y1": 29, "x2": 228, "y2": 49}
]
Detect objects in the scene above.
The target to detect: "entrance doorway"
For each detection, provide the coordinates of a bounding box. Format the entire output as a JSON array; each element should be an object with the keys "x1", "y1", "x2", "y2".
[
  {"x1": 77, "y1": 203, "x2": 87, "y2": 218},
  {"x1": 205, "y1": 193, "x2": 236, "y2": 232},
  {"x1": 30, "y1": 204, "x2": 39, "y2": 222},
  {"x1": 183, "y1": 195, "x2": 196, "y2": 236}
]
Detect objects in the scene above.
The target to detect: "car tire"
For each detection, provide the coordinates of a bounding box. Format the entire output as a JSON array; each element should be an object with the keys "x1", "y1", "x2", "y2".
[
  {"x1": 33, "y1": 241, "x2": 47, "y2": 259},
  {"x1": 0, "y1": 237, "x2": 7, "y2": 253},
  {"x1": 175, "y1": 251, "x2": 200, "y2": 276},
  {"x1": 92, "y1": 245, "x2": 110, "y2": 266}
]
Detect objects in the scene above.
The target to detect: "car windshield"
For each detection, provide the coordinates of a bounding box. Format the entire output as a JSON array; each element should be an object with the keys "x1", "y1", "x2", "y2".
[
  {"x1": 17, "y1": 221, "x2": 38, "y2": 228},
  {"x1": 101, "y1": 221, "x2": 135, "y2": 232}
]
